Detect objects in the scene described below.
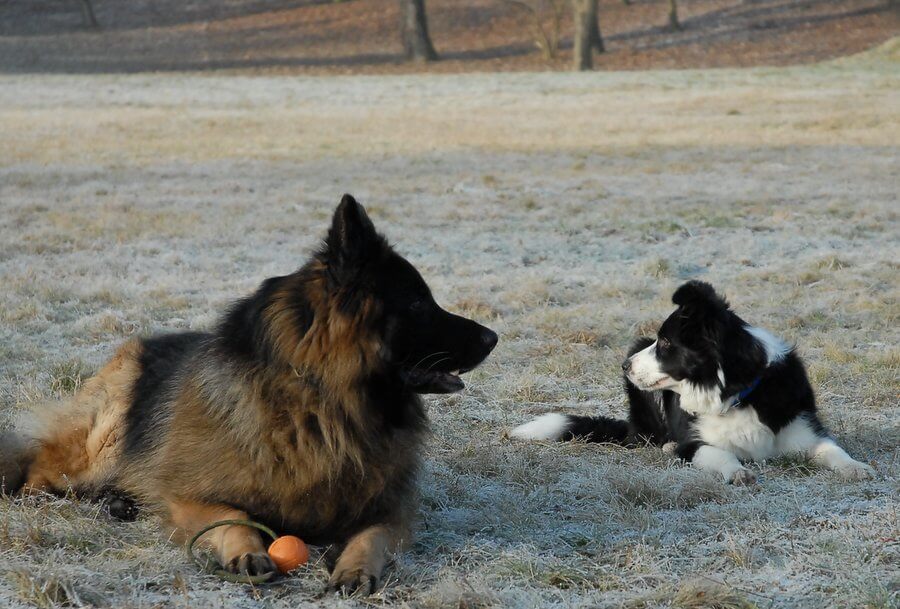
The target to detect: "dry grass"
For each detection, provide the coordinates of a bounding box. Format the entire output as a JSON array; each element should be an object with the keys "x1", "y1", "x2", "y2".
[{"x1": 0, "y1": 45, "x2": 898, "y2": 608}]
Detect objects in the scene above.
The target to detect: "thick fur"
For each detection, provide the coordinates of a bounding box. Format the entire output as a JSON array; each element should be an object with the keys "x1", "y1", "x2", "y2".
[
  {"x1": 511, "y1": 281, "x2": 874, "y2": 485},
  {"x1": 1, "y1": 195, "x2": 497, "y2": 594}
]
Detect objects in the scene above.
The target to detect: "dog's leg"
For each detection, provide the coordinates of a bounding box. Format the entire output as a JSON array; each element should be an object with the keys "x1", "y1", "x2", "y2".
[
  {"x1": 166, "y1": 498, "x2": 275, "y2": 576},
  {"x1": 809, "y1": 439, "x2": 874, "y2": 480},
  {"x1": 775, "y1": 416, "x2": 874, "y2": 480},
  {"x1": 326, "y1": 524, "x2": 405, "y2": 596},
  {"x1": 680, "y1": 442, "x2": 756, "y2": 485}
]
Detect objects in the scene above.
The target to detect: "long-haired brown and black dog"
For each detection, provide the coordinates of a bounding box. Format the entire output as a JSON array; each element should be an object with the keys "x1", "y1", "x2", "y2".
[{"x1": 0, "y1": 195, "x2": 497, "y2": 594}]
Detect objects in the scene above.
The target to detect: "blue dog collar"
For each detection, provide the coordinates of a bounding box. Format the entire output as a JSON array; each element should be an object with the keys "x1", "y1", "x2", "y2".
[{"x1": 732, "y1": 377, "x2": 762, "y2": 406}]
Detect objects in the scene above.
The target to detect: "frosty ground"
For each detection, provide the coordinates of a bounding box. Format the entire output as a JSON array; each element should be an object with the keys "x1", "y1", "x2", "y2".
[{"x1": 0, "y1": 43, "x2": 898, "y2": 608}]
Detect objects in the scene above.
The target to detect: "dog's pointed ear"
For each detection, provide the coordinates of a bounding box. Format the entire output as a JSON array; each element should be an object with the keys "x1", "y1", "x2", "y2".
[
  {"x1": 672, "y1": 281, "x2": 729, "y2": 312},
  {"x1": 324, "y1": 194, "x2": 379, "y2": 281},
  {"x1": 672, "y1": 281, "x2": 730, "y2": 347}
]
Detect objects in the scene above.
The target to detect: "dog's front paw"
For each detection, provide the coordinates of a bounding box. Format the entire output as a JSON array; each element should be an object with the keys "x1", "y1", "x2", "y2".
[
  {"x1": 836, "y1": 461, "x2": 875, "y2": 481},
  {"x1": 662, "y1": 441, "x2": 678, "y2": 456},
  {"x1": 326, "y1": 567, "x2": 378, "y2": 596},
  {"x1": 225, "y1": 552, "x2": 277, "y2": 577},
  {"x1": 96, "y1": 488, "x2": 139, "y2": 521},
  {"x1": 729, "y1": 468, "x2": 757, "y2": 486}
]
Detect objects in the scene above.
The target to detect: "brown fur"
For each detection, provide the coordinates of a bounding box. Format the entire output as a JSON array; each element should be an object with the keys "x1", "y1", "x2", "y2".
[
  {"x1": 21, "y1": 339, "x2": 140, "y2": 494},
  {"x1": 3, "y1": 197, "x2": 497, "y2": 592},
  {"x1": 10, "y1": 271, "x2": 418, "y2": 590}
]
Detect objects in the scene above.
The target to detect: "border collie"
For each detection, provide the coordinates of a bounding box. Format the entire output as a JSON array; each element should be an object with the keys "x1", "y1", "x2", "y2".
[{"x1": 510, "y1": 281, "x2": 874, "y2": 485}]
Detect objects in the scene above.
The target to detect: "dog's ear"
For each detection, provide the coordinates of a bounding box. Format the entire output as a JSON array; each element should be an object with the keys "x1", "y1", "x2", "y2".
[
  {"x1": 672, "y1": 281, "x2": 730, "y2": 347},
  {"x1": 324, "y1": 194, "x2": 379, "y2": 282},
  {"x1": 672, "y1": 281, "x2": 729, "y2": 312}
]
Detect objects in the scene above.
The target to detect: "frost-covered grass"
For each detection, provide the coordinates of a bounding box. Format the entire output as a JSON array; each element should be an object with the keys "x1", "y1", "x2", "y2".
[{"x1": 0, "y1": 45, "x2": 898, "y2": 608}]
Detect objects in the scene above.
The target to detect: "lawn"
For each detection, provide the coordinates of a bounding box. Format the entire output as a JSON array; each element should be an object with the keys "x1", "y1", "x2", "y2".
[{"x1": 0, "y1": 40, "x2": 897, "y2": 608}]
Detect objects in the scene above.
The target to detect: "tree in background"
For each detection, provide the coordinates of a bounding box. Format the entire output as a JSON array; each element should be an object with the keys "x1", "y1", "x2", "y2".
[
  {"x1": 502, "y1": 0, "x2": 567, "y2": 61},
  {"x1": 80, "y1": 0, "x2": 98, "y2": 28},
  {"x1": 588, "y1": 4, "x2": 604, "y2": 53},
  {"x1": 573, "y1": 0, "x2": 604, "y2": 71},
  {"x1": 668, "y1": 0, "x2": 682, "y2": 30},
  {"x1": 400, "y1": 0, "x2": 438, "y2": 62}
]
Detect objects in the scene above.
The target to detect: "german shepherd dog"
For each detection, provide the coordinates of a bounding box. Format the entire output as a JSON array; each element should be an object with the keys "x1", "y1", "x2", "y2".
[{"x1": 0, "y1": 195, "x2": 498, "y2": 594}]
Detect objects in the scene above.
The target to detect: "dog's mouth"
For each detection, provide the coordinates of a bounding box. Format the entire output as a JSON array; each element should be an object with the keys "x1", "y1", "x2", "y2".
[
  {"x1": 400, "y1": 366, "x2": 474, "y2": 394},
  {"x1": 648, "y1": 376, "x2": 674, "y2": 389},
  {"x1": 630, "y1": 374, "x2": 676, "y2": 391}
]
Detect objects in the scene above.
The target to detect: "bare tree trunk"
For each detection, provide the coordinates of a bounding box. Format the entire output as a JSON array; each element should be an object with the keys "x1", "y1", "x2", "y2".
[
  {"x1": 400, "y1": 0, "x2": 437, "y2": 62},
  {"x1": 588, "y1": 0, "x2": 604, "y2": 53},
  {"x1": 80, "y1": 0, "x2": 98, "y2": 28},
  {"x1": 548, "y1": 0, "x2": 565, "y2": 59},
  {"x1": 668, "y1": 0, "x2": 682, "y2": 30},
  {"x1": 573, "y1": 0, "x2": 599, "y2": 70}
]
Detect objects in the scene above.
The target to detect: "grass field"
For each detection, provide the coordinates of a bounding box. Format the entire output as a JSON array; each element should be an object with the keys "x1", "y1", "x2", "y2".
[{"x1": 0, "y1": 41, "x2": 898, "y2": 608}]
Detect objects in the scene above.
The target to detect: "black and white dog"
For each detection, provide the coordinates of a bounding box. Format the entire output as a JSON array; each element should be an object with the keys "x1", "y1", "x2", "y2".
[{"x1": 511, "y1": 281, "x2": 874, "y2": 485}]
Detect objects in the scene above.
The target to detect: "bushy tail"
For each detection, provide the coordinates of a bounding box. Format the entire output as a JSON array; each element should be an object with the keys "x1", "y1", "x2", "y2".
[
  {"x1": 509, "y1": 413, "x2": 631, "y2": 444},
  {"x1": 510, "y1": 337, "x2": 671, "y2": 447},
  {"x1": 0, "y1": 429, "x2": 35, "y2": 494}
]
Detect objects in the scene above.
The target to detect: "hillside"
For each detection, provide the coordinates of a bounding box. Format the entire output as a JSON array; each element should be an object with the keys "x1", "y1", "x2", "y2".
[{"x1": 0, "y1": 0, "x2": 897, "y2": 73}]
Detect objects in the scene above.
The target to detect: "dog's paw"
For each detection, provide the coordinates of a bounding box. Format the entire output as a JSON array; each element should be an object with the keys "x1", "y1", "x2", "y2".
[
  {"x1": 97, "y1": 489, "x2": 139, "y2": 521},
  {"x1": 225, "y1": 552, "x2": 277, "y2": 577},
  {"x1": 326, "y1": 567, "x2": 378, "y2": 596},
  {"x1": 662, "y1": 441, "x2": 678, "y2": 456},
  {"x1": 836, "y1": 461, "x2": 875, "y2": 481},
  {"x1": 105, "y1": 496, "x2": 139, "y2": 521},
  {"x1": 728, "y1": 468, "x2": 757, "y2": 486}
]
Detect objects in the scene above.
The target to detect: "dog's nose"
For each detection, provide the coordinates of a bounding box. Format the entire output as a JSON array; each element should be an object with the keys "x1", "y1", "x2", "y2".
[
  {"x1": 480, "y1": 329, "x2": 498, "y2": 352},
  {"x1": 621, "y1": 358, "x2": 632, "y2": 373}
]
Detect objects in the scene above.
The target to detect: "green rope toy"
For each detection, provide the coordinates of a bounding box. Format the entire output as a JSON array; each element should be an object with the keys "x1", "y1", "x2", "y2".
[{"x1": 186, "y1": 519, "x2": 279, "y2": 584}]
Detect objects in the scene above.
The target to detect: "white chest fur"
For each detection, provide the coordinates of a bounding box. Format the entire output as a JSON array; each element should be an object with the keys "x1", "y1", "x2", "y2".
[{"x1": 695, "y1": 407, "x2": 775, "y2": 461}]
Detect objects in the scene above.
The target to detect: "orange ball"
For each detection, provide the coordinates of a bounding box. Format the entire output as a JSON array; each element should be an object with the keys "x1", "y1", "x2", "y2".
[{"x1": 267, "y1": 535, "x2": 309, "y2": 574}]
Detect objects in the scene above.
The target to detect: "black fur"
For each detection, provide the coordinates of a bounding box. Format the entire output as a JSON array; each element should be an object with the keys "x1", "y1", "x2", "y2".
[
  {"x1": 2, "y1": 195, "x2": 501, "y2": 591},
  {"x1": 520, "y1": 281, "x2": 835, "y2": 477},
  {"x1": 125, "y1": 197, "x2": 498, "y2": 456},
  {"x1": 0, "y1": 430, "x2": 33, "y2": 494},
  {"x1": 125, "y1": 332, "x2": 207, "y2": 454},
  {"x1": 546, "y1": 338, "x2": 680, "y2": 446},
  {"x1": 217, "y1": 275, "x2": 307, "y2": 364},
  {"x1": 561, "y1": 415, "x2": 631, "y2": 444},
  {"x1": 323, "y1": 195, "x2": 498, "y2": 388},
  {"x1": 95, "y1": 487, "x2": 140, "y2": 521}
]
